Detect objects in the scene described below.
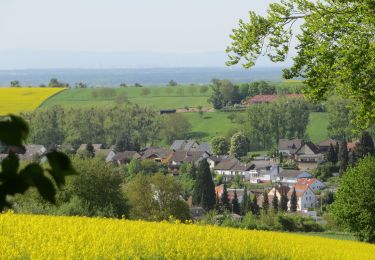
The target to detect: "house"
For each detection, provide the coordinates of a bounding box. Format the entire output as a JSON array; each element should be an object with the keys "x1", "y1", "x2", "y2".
[
  {"x1": 142, "y1": 147, "x2": 174, "y2": 163},
  {"x1": 278, "y1": 139, "x2": 303, "y2": 156},
  {"x1": 215, "y1": 184, "x2": 247, "y2": 203},
  {"x1": 213, "y1": 158, "x2": 254, "y2": 179},
  {"x1": 317, "y1": 139, "x2": 338, "y2": 153},
  {"x1": 287, "y1": 184, "x2": 317, "y2": 211},
  {"x1": 207, "y1": 155, "x2": 230, "y2": 170},
  {"x1": 294, "y1": 141, "x2": 324, "y2": 171},
  {"x1": 105, "y1": 150, "x2": 117, "y2": 163},
  {"x1": 170, "y1": 139, "x2": 212, "y2": 154},
  {"x1": 248, "y1": 157, "x2": 278, "y2": 183},
  {"x1": 277, "y1": 169, "x2": 313, "y2": 186},
  {"x1": 267, "y1": 185, "x2": 291, "y2": 201},
  {"x1": 111, "y1": 151, "x2": 141, "y2": 165},
  {"x1": 167, "y1": 150, "x2": 210, "y2": 168},
  {"x1": 296, "y1": 178, "x2": 326, "y2": 192}
]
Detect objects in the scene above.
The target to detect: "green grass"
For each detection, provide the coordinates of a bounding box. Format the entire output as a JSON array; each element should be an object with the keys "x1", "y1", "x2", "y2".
[
  {"x1": 40, "y1": 86, "x2": 329, "y2": 144},
  {"x1": 307, "y1": 112, "x2": 329, "y2": 143},
  {"x1": 41, "y1": 86, "x2": 211, "y2": 110},
  {"x1": 183, "y1": 112, "x2": 240, "y2": 141}
]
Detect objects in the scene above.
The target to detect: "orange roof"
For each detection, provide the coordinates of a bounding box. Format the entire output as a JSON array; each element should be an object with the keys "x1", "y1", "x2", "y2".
[{"x1": 296, "y1": 178, "x2": 319, "y2": 186}]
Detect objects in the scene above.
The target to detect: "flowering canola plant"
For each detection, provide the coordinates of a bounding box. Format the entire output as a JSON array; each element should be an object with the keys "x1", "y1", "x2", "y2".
[
  {"x1": 0, "y1": 212, "x2": 374, "y2": 259},
  {"x1": 0, "y1": 88, "x2": 65, "y2": 115}
]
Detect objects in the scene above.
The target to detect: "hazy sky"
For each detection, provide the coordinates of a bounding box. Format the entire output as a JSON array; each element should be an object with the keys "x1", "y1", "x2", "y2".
[{"x1": 0, "y1": 0, "x2": 276, "y2": 53}]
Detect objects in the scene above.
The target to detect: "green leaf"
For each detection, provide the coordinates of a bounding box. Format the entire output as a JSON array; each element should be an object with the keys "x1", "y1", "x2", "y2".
[
  {"x1": 46, "y1": 151, "x2": 76, "y2": 188},
  {"x1": 0, "y1": 152, "x2": 19, "y2": 179},
  {"x1": 19, "y1": 163, "x2": 56, "y2": 204},
  {"x1": 0, "y1": 115, "x2": 29, "y2": 147}
]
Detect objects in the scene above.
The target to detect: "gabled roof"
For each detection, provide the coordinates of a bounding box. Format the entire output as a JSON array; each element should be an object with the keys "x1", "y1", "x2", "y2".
[
  {"x1": 318, "y1": 139, "x2": 338, "y2": 147},
  {"x1": 278, "y1": 170, "x2": 313, "y2": 179},
  {"x1": 170, "y1": 140, "x2": 199, "y2": 151},
  {"x1": 169, "y1": 150, "x2": 207, "y2": 163},
  {"x1": 214, "y1": 158, "x2": 254, "y2": 172},
  {"x1": 142, "y1": 147, "x2": 173, "y2": 159},
  {"x1": 287, "y1": 184, "x2": 314, "y2": 198},
  {"x1": 296, "y1": 141, "x2": 320, "y2": 155},
  {"x1": 278, "y1": 139, "x2": 303, "y2": 154},
  {"x1": 296, "y1": 178, "x2": 325, "y2": 187},
  {"x1": 113, "y1": 151, "x2": 141, "y2": 162}
]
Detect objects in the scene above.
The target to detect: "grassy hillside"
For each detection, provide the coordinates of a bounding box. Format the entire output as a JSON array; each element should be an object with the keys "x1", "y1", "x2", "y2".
[
  {"x1": 307, "y1": 112, "x2": 329, "y2": 143},
  {"x1": 0, "y1": 88, "x2": 65, "y2": 115},
  {"x1": 1, "y1": 213, "x2": 374, "y2": 259},
  {"x1": 41, "y1": 86, "x2": 211, "y2": 110}
]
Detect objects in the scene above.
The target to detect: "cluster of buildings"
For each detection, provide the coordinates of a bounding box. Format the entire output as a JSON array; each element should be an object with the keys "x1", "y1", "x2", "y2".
[{"x1": 0, "y1": 137, "x2": 343, "y2": 213}]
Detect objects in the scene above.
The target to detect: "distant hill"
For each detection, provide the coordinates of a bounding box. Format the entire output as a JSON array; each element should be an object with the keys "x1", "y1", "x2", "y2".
[{"x1": 0, "y1": 67, "x2": 285, "y2": 86}]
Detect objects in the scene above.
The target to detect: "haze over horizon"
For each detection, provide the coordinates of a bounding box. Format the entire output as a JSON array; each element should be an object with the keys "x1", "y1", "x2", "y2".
[{"x1": 0, "y1": 0, "x2": 295, "y2": 70}]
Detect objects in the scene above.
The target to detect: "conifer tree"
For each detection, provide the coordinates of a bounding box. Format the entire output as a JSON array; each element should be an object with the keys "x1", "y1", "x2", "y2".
[
  {"x1": 86, "y1": 143, "x2": 95, "y2": 158},
  {"x1": 280, "y1": 190, "x2": 289, "y2": 212},
  {"x1": 356, "y1": 131, "x2": 375, "y2": 159},
  {"x1": 220, "y1": 182, "x2": 230, "y2": 211},
  {"x1": 290, "y1": 187, "x2": 297, "y2": 212},
  {"x1": 231, "y1": 190, "x2": 241, "y2": 215},
  {"x1": 193, "y1": 159, "x2": 216, "y2": 210},
  {"x1": 240, "y1": 187, "x2": 249, "y2": 215},
  {"x1": 272, "y1": 189, "x2": 278, "y2": 213},
  {"x1": 339, "y1": 140, "x2": 349, "y2": 175},
  {"x1": 262, "y1": 191, "x2": 269, "y2": 213},
  {"x1": 327, "y1": 144, "x2": 337, "y2": 163},
  {"x1": 251, "y1": 195, "x2": 260, "y2": 216},
  {"x1": 348, "y1": 150, "x2": 357, "y2": 167},
  {"x1": 189, "y1": 163, "x2": 197, "y2": 180}
]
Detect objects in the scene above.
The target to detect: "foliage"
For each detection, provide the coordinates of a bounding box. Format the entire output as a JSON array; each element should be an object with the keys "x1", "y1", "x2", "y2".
[
  {"x1": 220, "y1": 182, "x2": 230, "y2": 211},
  {"x1": 272, "y1": 190, "x2": 278, "y2": 213},
  {"x1": 250, "y1": 195, "x2": 260, "y2": 216},
  {"x1": 192, "y1": 159, "x2": 215, "y2": 211},
  {"x1": 280, "y1": 191, "x2": 289, "y2": 212},
  {"x1": 326, "y1": 144, "x2": 338, "y2": 164},
  {"x1": 332, "y1": 156, "x2": 375, "y2": 243},
  {"x1": 262, "y1": 191, "x2": 269, "y2": 213},
  {"x1": 243, "y1": 98, "x2": 309, "y2": 150},
  {"x1": 240, "y1": 187, "x2": 249, "y2": 215},
  {"x1": 227, "y1": 0, "x2": 375, "y2": 127},
  {"x1": 125, "y1": 173, "x2": 189, "y2": 221},
  {"x1": 48, "y1": 78, "x2": 69, "y2": 88},
  {"x1": 211, "y1": 136, "x2": 229, "y2": 155},
  {"x1": 0, "y1": 115, "x2": 76, "y2": 210},
  {"x1": 159, "y1": 113, "x2": 191, "y2": 144},
  {"x1": 312, "y1": 162, "x2": 338, "y2": 181},
  {"x1": 231, "y1": 190, "x2": 240, "y2": 215},
  {"x1": 339, "y1": 140, "x2": 349, "y2": 175},
  {"x1": 355, "y1": 131, "x2": 375, "y2": 159},
  {"x1": 290, "y1": 188, "x2": 297, "y2": 212},
  {"x1": 23, "y1": 105, "x2": 159, "y2": 148},
  {"x1": 229, "y1": 132, "x2": 249, "y2": 158}
]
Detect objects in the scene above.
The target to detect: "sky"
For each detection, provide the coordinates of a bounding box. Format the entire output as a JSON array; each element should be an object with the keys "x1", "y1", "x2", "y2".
[{"x1": 0, "y1": 0, "x2": 290, "y2": 69}]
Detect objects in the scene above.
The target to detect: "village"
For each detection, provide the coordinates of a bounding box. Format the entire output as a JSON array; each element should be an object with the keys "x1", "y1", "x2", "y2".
[{"x1": 1, "y1": 135, "x2": 357, "y2": 220}]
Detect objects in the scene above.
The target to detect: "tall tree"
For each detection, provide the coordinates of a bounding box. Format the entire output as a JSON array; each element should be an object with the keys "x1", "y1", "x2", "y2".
[
  {"x1": 332, "y1": 156, "x2": 375, "y2": 243},
  {"x1": 86, "y1": 143, "x2": 95, "y2": 158},
  {"x1": 211, "y1": 136, "x2": 229, "y2": 155},
  {"x1": 280, "y1": 191, "x2": 289, "y2": 212},
  {"x1": 240, "y1": 187, "x2": 249, "y2": 215},
  {"x1": 339, "y1": 140, "x2": 349, "y2": 175},
  {"x1": 251, "y1": 195, "x2": 260, "y2": 216},
  {"x1": 290, "y1": 188, "x2": 298, "y2": 212},
  {"x1": 192, "y1": 159, "x2": 215, "y2": 210},
  {"x1": 229, "y1": 132, "x2": 249, "y2": 158},
  {"x1": 326, "y1": 144, "x2": 337, "y2": 164},
  {"x1": 220, "y1": 182, "x2": 230, "y2": 211},
  {"x1": 231, "y1": 190, "x2": 241, "y2": 214},
  {"x1": 272, "y1": 190, "x2": 278, "y2": 213},
  {"x1": 356, "y1": 131, "x2": 375, "y2": 159},
  {"x1": 227, "y1": 0, "x2": 375, "y2": 128},
  {"x1": 262, "y1": 191, "x2": 269, "y2": 213}
]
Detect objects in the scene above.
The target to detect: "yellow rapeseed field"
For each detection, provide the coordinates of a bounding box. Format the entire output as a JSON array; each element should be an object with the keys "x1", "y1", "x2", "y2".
[
  {"x1": 0, "y1": 88, "x2": 65, "y2": 115},
  {"x1": 0, "y1": 213, "x2": 374, "y2": 259}
]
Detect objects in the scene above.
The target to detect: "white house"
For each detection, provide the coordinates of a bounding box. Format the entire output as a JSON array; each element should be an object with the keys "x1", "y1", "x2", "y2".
[
  {"x1": 287, "y1": 184, "x2": 317, "y2": 211},
  {"x1": 213, "y1": 158, "x2": 254, "y2": 179}
]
